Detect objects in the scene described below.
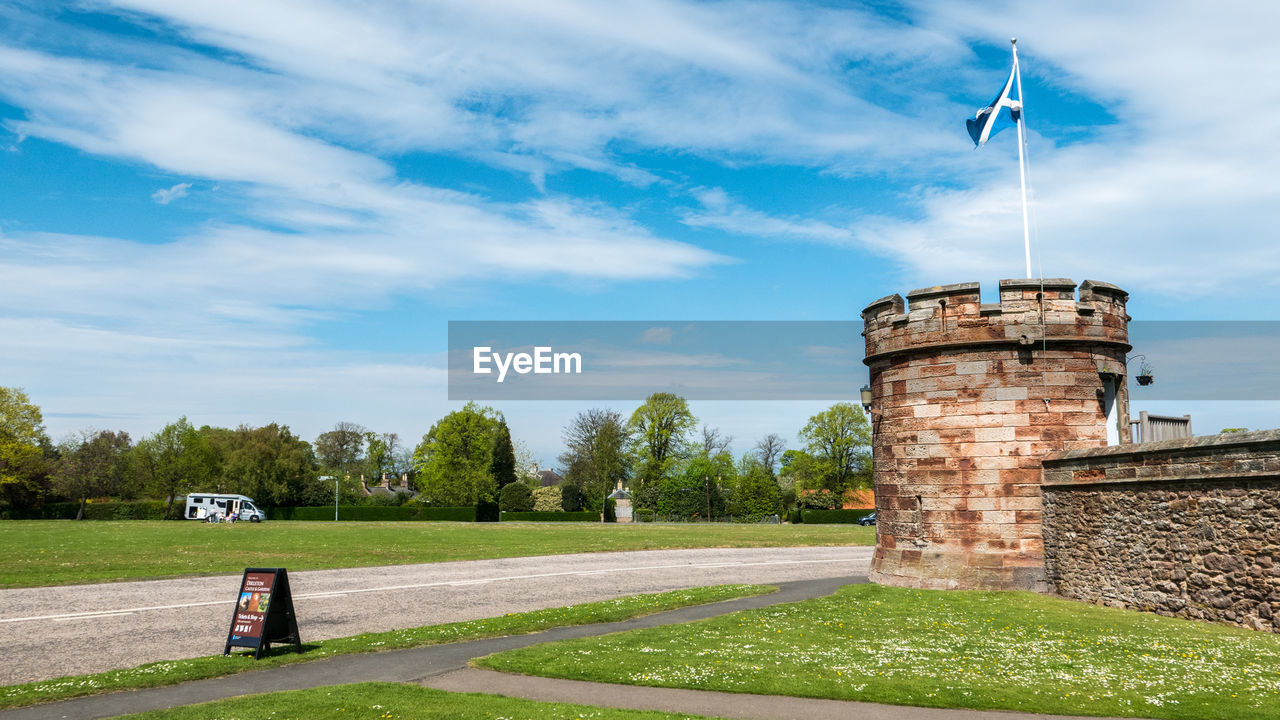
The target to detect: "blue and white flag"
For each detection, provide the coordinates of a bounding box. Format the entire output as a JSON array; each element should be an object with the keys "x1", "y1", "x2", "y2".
[{"x1": 966, "y1": 62, "x2": 1022, "y2": 147}]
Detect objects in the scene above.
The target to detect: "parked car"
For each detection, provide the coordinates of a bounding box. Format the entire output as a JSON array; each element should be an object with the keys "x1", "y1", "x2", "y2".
[{"x1": 857, "y1": 511, "x2": 876, "y2": 526}]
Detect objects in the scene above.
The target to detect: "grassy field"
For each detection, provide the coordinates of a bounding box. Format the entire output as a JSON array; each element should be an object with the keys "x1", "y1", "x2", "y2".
[
  {"x1": 0, "y1": 584, "x2": 771, "y2": 709},
  {"x1": 0, "y1": 520, "x2": 870, "y2": 588},
  {"x1": 480, "y1": 582, "x2": 1280, "y2": 720},
  {"x1": 119, "y1": 683, "x2": 719, "y2": 720}
]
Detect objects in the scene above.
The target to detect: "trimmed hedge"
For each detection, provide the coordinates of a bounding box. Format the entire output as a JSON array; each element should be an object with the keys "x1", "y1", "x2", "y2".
[
  {"x1": 267, "y1": 505, "x2": 475, "y2": 522},
  {"x1": 4, "y1": 501, "x2": 171, "y2": 520},
  {"x1": 796, "y1": 508, "x2": 874, "y2": 524},
  {"x1": 475, "y1": 499, "x2": 500, "y2": 523},
  {"x1": 500, "y1": 511, "x2": 599, "y2": 522}
]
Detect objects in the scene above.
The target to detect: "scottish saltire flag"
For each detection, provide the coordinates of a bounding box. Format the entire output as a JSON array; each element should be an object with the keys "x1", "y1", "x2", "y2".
[{"x1": 967, "y1": 62, "x2": 1022, "y2": 147}]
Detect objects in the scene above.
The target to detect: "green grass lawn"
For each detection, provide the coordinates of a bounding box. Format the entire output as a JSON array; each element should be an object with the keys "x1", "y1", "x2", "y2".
[
  {"x1": 0, "y1": 584, "x2": 771, "y2": 709},
  {"x1": 117, "y1": 683, "x2": 721, "y2": 720},
  {"x1": 0, "y1": 520, "x2": 870, "y2": 588},
  {"x1": 479, "y1": 583, "x2": 1280, "y2": 720}
]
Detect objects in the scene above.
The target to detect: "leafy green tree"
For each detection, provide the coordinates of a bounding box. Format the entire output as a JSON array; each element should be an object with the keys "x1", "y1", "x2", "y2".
[
  {"x1": 499, "y1": 481, "x2": 534, "y2": 512},
  {"x1": 220, "y1": 424, "x2": 318, "y2": 506},
  {"x1": 798, "y1": 402, "x2": 872, "y2": 495},
  {"x1": 656, "y1": 455, "x2": 725, "y2": 519},
  {"x1": 363, "y1": 432, "x2": 391, "y2": 482},
  {"x1": 135, "y1": 418, "x2": 216, "y2": 518},
  {"x1": 413, "y1": 403, "x2": 503, "y2": 506},
  {"x1": 490, "y1": 421, "x2": 518, "y2": 491},
  {"x1": 315, "y1": 422, "x2": 367, "y2": 477},
  {"x1": 560, "y1": 408, "x2": 631, "y2": 513},
  {"x1": 52, "y1": 429, "x2": 132, "y2": 519},
  {"x1": 628, "y1": 393, "x2": 695, "y2": 510},
  {"x1": 0, "y1": 387, "x2": 51, "y2": 511},
  {"x1": 729, "y1": 456, "x2": 782, "y2": 519}
]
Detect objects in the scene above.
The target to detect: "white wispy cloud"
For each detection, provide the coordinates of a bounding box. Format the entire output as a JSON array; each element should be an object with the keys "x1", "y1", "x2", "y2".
[{"x1": 151, "y1": 182, "x2": 191, "y2": 204}]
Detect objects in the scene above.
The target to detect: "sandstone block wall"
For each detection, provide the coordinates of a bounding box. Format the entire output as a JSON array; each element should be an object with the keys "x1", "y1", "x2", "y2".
[
  {"x1": 862, "y1": 279, "x2": 1131, "y2": 591},
  {"x1": 1042, "y1": 430, "x2": 1280, "y2": 632}
]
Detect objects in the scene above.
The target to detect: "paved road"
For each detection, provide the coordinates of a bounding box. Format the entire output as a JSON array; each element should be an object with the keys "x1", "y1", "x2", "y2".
[{"x1": 0, "y1": 546, "x2": 870, "y2": 684}]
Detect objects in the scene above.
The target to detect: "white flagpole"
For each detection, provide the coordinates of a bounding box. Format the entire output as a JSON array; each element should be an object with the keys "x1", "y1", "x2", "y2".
[{"x1": 1011, "y1": 38, "x2": 1031, "y2": 279}]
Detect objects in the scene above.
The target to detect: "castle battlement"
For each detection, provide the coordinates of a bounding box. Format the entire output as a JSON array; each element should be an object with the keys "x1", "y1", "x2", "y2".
[{"x1": 862, "y1": 278, "x2": 1130, "y2": 364}]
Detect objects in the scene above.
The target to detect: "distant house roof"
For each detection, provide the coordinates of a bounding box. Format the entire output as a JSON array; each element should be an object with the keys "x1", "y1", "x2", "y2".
[
  {"x1": 797, "y1": 487, "x2": 875, "y2": 510},
  {"x1": 843, "y1": 489, "x2": 875, "y2": 510},
  {"x1": 608, "y1": 489, "x2": 631, "y2": 500},
  {"x1": 538, "y1": 469, "x2": 564, "y2": 487}
]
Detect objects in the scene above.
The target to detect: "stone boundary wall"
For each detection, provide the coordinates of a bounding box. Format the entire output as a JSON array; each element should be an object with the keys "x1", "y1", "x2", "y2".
[{"x1": 1041, "y1": 429, "x2": 1280, "y2": 632}]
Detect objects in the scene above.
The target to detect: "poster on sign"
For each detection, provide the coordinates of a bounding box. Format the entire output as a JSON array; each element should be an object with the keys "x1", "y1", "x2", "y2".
[{"x1": 224, "y1": 567, "x2": 302, "y2": 659}]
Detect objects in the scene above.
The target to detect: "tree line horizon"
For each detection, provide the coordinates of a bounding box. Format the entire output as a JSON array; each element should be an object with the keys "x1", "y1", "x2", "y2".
[{"x1": 0, "y1": 386, "x2": 872, "y2": 520}]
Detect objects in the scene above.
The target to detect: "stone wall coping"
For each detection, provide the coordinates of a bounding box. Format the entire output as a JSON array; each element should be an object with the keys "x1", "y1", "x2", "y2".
[
  {"x1": 1042, "y1": 428, "x2": 1280, "y2": 466},
  {"x1": 1044, "y1": 468, "x2": 1280, "y2": 488},
  {"x1": 905, "y1": 282, "x2": 981, "y2": 301}
]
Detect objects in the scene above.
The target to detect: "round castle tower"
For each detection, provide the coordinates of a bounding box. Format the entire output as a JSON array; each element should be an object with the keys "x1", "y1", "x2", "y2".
[{"x1": 861, "y1": 278, "x2": 1130, "y2": 591}]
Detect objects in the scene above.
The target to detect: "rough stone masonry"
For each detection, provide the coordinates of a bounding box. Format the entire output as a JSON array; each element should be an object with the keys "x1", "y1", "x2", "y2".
[
  {"x1": 862, "y1": 278, "x2": 1131, "y2": 591},
  {"x1": 1042, "y1": 430, "x2": 1280, "y2": 632}
]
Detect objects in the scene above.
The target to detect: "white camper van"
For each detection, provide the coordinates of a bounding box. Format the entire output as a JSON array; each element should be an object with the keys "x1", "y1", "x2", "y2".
[{"x1": 184, "y1": 493, "x2": 266, "y2": 522}]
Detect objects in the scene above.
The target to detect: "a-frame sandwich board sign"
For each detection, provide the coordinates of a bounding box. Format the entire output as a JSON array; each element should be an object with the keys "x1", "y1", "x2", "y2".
[{"x1": 224, "y1": 567, "x2": 303, "y2": 659}]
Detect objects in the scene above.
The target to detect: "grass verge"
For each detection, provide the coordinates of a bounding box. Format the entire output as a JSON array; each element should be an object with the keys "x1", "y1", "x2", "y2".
[
  {"x1": 479, "y1": 582, "x2": 1280, "y2": 720},
  {"x1": 0, "y1": 584, "x2": 772, "y2": 710},
  {"x1": 117, "y1": 683, "x2": 721, "y2": 720},
  {"x1": 0, "y1": 520, "x2": 870, "y2": 588}
]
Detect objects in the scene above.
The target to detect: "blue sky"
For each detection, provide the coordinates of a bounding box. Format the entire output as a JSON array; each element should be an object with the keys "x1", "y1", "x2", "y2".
[{"x1": 2, "y1": 1, "x2": 1278, "y2": 464}]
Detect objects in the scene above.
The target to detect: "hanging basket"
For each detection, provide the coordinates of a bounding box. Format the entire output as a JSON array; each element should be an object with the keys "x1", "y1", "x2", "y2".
[{"x1": 1136, "y1": 373, "x2": 1154, "y2": 386}]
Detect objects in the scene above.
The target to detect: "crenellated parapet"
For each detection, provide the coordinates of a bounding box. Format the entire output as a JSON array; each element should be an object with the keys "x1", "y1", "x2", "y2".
[{"x1": 863, "y1": 279, "x2": 1130, "y2": 364}]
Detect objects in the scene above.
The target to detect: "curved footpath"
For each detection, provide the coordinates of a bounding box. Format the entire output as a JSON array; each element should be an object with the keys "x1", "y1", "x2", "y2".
[{"x1": 0, "y1": 574, "x2": 1149, "y2": 720}]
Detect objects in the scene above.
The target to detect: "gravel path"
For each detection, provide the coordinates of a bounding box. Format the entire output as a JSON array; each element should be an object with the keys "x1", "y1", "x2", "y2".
[{"x1": 0, "y1": 546, "x2": 870, "y2": 684}]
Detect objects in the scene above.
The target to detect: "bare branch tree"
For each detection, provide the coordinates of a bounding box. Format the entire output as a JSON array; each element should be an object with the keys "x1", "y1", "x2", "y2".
[
  {"x1": 753, "y1": 433, "x2": 786, "y2": 475},
  {"x1": 700, "y1": 425, "x2": 733, "y2": 456}
]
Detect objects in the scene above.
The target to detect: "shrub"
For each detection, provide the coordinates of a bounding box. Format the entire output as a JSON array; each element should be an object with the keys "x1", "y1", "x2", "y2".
[
  {"x1": 796, "y1": 508, "x2": 874, "y2": 524},
  {"x1": 499, "y1": 482, "x2": 534, "y2": 512},
  {"x1": 633, "y1": 508, "x2": 655, "y2": 523},
  {"x1": 560, "y1": 483, "x2": 584, "y2": 512},
  {"x1": 500, "y1": 511, "x2": 598, "y2": 522},
  {"x1": 604, "y1": 497, "x2": 616, "y2": 523},
  {"x1": 475, "y1": 498, "x2": 500, "y2": 523},
  {"x1": 364, "y1": 493, "x2": 401, "y2": 507},
  {"x1": 532, "y1": 486, "x2": 562, "y2": 512}
]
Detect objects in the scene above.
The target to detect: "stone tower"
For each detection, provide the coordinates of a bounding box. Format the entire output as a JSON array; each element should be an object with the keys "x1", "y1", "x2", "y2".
[{"x1": 861, "y1": 279, "x2": 1131, "y2": 591}]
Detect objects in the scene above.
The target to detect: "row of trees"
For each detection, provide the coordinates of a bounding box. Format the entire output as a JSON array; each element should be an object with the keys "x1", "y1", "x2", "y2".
[
  {"x1": 410, "y1": 392, "x2": 872, "y2": 518},
  {"x1": 0, "y1": 387, "x2": 426, "y2": 518},
  {"x1": 2, "y1": 385, "x2": 870, "y2": 519}
]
